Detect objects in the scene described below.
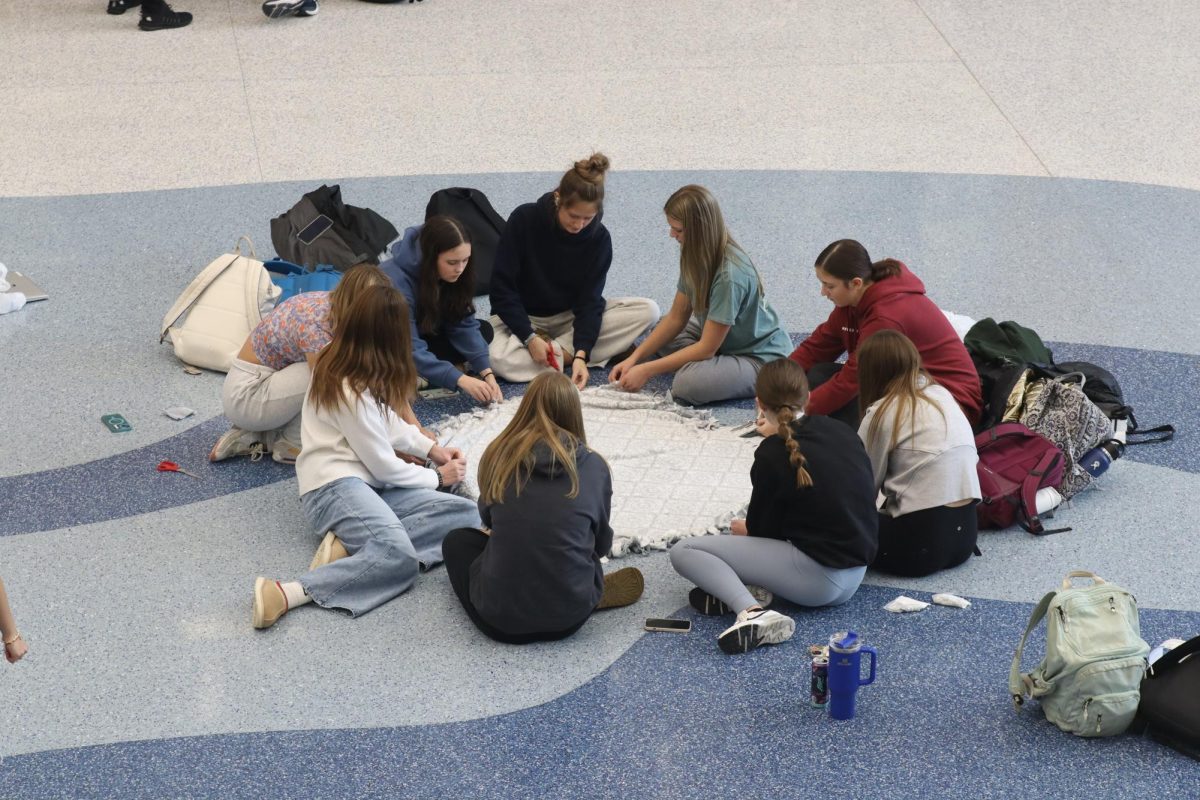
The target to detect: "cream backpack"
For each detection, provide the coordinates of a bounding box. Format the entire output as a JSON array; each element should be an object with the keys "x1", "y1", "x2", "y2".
[{"x1": 160, "y1": 237, "x2": 281, "y2": 372}]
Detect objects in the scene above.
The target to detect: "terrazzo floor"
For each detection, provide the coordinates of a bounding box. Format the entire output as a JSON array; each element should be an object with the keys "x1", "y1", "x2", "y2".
[{"x1": 2, "y1": 1, "x2": 1199, "y2": 797}]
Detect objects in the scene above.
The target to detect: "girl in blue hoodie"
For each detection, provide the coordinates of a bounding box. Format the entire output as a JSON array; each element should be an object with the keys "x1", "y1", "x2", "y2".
[{"x1": 380, "y1": 216, "x2": 502, "y2": 405}]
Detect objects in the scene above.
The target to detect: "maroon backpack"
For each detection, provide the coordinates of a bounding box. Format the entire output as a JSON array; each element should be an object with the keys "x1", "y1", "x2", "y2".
[{"x1": 975, "y1": 422, "x2": 1068, "y2": 534}]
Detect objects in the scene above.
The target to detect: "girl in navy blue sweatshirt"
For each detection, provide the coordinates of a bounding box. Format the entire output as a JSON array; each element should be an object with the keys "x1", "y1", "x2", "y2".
[
  {"x1": 442, "y1": 372, "x2": 644, "y2": 644},
  {"x1": 488, "y1": 153, "x2": 659, "y2": 388},
  {"x1": 380, "y1": 215, "x2": 502, "y2": 405}
]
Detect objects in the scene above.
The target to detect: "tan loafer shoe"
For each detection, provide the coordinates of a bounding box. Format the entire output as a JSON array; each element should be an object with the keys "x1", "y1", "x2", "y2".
[
  {"x1": 252, "y1": 577, "x2": 289, "y2": 629},
  {"x1": 308, "y1": 531, "x2": 349, "y2": 571},
  {"x1": 596, "y1": 566, "x2": 645, "y2": 610}
]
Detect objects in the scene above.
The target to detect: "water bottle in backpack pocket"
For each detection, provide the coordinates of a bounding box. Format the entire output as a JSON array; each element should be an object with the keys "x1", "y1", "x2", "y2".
[{"x1": 1009, "y1": 571, "x2": 1149, "y2": 738}]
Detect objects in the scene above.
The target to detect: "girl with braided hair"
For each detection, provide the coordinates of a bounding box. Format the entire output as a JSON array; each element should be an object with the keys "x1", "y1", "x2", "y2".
[{"x1": 669, "y1": 359, "x2": 878, "y2": 654}]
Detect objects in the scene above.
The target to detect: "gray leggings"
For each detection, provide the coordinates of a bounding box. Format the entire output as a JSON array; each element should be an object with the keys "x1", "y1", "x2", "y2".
[
  {"x1": 669, "y1": 535, "x2": 866, "y2": 613},
  {"x1": 661, "y1": 317, "x2": 764, "y2": 406}
]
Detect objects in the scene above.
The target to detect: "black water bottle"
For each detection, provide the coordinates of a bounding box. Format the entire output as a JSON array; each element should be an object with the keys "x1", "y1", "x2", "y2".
[{"x1": 1081, "y1": 439, "x2": 1125, "y2": 478}]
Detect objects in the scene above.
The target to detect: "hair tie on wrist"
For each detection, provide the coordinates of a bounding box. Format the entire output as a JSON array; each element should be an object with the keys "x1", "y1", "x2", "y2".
[{"x1": 573, "y1": 355, "x2": 587, "y2": 363}]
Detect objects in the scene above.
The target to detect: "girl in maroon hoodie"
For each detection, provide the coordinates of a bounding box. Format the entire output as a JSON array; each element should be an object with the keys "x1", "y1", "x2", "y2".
[{"x1": 788, "y1": 239, "x2": 982, "y2": 428}]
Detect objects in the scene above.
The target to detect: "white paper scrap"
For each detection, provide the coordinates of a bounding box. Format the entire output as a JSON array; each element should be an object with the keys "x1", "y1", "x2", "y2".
[
  {"x1": 883, "y1": 595, "x2": 930, "y2": 613},
  {"x1": 932, "y1": 593, "x2": 971, "y2": 609}
]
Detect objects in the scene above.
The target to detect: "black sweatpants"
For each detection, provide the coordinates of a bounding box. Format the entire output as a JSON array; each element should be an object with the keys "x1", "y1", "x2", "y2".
[
  {"x1": 421, "y1": 320, "x2": 494, "y2": 367},
  {"x1": 442, "y1": 527, "x2": 588, "y2": 645},
  {"x1": 806, "y1": 362, "x2": 860, "y2": 428},
  {"x1": 872, "y1": 501, "x2": 980, "y2": 578}
]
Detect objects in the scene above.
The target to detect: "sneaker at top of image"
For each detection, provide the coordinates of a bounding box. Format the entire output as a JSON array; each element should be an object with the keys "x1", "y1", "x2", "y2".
[
  {"x1": 107, "y1": 0, "x2": 142, "y2": 14},
  {"x1": 717, "y1": 608, "x2": 795, "y2": 655},
  {"x1": 138, "y1": 1, "x2": 192, "y2": 30},
  {"x1": 263, "y1": 0, "x2": 317, "y2": 19}
]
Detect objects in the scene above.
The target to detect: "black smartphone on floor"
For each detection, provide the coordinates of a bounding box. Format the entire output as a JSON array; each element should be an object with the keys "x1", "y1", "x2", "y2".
[{"x1": 644, "y1": 618, "x2": 691, "y2": 633}]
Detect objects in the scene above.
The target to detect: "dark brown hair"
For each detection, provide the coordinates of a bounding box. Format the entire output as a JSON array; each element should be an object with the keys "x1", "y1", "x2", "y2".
[
  {"x1": 814, "y1": 239, "x2": 902, "y2": 285},
  {"x1": 556, "y1": 152, "x2": 610, "y2": 211},
  {"x1": 857, "y1": 329, "x2": 945, "y2": 450},
  {"x1": 754, "y1": 359, "x2": 813, "y2": 488},
  {"x1": 415, "y1": 215, "x2": 476, "y2": 335},
  {"x1": 309, "y1": 285, "x2": 418, "y2": 417}
]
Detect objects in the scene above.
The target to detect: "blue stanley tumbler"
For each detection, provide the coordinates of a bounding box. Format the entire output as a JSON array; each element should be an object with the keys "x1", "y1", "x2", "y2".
[{"x1": 827, "y1": 630, "x2": 877, "y2": 720}]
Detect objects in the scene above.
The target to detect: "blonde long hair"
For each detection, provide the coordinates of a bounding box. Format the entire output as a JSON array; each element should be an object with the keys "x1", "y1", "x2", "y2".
[
  {"x1": 755, "y1": 359, "x2": 813, "y2": 488},
  {"x1": 664, "y1": 185, "x2": 763, "y2": 316},
  {"x1": 478, "y1": 372, "x2": 592, "y2": 504},
  {"x1": 309, "y1": 285, "x2": 418, "y2": 417},
  {"x1": 857, "y1": 330, "x2": 945, "y2": 451}
]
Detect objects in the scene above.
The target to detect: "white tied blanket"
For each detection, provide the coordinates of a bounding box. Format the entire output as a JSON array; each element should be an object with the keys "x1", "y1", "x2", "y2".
[{"x1": 434, "y1": 384, "x2": 760, "y2": 557}]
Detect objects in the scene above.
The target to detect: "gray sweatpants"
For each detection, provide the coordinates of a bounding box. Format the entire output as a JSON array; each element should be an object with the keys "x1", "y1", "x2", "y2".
[
  {"x1": 662, "y1": 317, "x2": 764, "y2": 406},
  {"x1": 669, "y1": 534, "x2": 866, "y2": 613}
]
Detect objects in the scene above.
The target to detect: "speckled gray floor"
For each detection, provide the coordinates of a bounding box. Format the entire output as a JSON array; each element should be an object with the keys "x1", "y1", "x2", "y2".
[{"x1": 3, "y1": 1, "x2": 1200, "y2": 796}]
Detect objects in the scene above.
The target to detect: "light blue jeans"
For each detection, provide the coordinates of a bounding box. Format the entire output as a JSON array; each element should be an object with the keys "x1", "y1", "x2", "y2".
[
  {"x1": 299, "y1": 476, "x2": 481, "y2": 617},
  {"x1": 670, "y1": 534, "x2": 867, "y2": 613}
]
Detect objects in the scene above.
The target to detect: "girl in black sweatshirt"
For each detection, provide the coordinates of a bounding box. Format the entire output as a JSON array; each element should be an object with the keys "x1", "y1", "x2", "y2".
[
  {"x1": 488, "y1": 153, "x2": 659, "y2": 388},
  {"x1": 442, "y1": 372, "x2": 644, "y2": 644},
  {"x1": 669, "y1": 359, "x2": 879, "y2": 654}
]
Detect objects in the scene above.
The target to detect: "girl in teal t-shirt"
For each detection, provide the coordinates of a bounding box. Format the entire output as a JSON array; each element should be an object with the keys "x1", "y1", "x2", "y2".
[{"x1": 609, "y1": 185, "x2": 791, "y2": 405}]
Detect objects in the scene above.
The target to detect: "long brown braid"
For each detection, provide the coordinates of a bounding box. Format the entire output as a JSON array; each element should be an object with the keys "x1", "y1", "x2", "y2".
[{"x1": 755, "y1": 359, "x2": 813, "y2": 488}]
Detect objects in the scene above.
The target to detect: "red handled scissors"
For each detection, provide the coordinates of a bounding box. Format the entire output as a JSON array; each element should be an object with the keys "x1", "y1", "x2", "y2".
[{"x1": 157, "y1": 460, "x2": 201, "y2": 479}]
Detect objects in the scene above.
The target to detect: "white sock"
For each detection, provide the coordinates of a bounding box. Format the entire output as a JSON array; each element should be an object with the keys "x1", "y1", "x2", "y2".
[{"x1": 280, "y1": 581, "x2": 312, "y2": 609}]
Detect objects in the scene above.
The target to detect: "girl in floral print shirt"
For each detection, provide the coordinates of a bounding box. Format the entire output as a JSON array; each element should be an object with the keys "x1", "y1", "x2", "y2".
[{"x1": 211, "y1": 263, "x2": 392, "y2": 465}]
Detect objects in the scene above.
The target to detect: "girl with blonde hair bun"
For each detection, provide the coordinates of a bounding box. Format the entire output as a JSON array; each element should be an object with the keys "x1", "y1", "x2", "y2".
[
  {"x1": 442, "y1": 372, "x2": 644, "y2": 644},
  {"x1": 251, "y1": 285, "x2": 481, "y2": 629},
  {"x1": 610, "y1": 185, "x2": 792, "y2": 405},
  {"x1": 488, "y1": 152, "x2": 660, "y2": 388},
  {"x1": 669, "y1": 359, "x2": 878, "y2": 654}
]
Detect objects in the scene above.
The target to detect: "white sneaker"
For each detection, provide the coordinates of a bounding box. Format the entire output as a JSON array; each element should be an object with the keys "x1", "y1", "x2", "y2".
[
  {"x1": 717, "y1": 609, "x2": 795, "y2": 655},
  {"x1": 689, "y1": 585, "x2": 774, "y2": 616},
  {"x1": 209, "y1": 427, "x2": 266, "y2": 462},
  {"x1": 272, "y1": 438, "x2": 301, "y2": 465}
]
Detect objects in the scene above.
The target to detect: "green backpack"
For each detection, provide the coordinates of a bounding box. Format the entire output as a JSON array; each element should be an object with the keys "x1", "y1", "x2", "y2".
[{"x1": 1010, "y1": 571, "x2": 1150, "y2": 737}]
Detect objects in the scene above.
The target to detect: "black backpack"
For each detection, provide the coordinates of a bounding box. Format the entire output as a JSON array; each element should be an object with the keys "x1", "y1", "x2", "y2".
[
  {"x1": 1131, "y1": 636, "x2": 1200, "y2": 761},
  {"x1": 425, "y1": 188, "x2": 507, "y2": 297},
  {"x1": 1051, "y1": 361, "x2": 1174, "y2": 444}
]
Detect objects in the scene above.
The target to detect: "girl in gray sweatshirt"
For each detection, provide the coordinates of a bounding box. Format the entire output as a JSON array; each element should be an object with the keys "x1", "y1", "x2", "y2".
[{"x1": 857, "y1": 330, "x2": 981, "y2": 577}]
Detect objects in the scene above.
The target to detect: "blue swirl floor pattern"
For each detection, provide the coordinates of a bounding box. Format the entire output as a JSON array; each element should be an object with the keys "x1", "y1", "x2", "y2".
[
  {"x1": 2, "y1": 585, "x2": 1196, "y2": 799},
  {"x1": 0, "y1": 341, "x2": 1192, "y2": 538}
]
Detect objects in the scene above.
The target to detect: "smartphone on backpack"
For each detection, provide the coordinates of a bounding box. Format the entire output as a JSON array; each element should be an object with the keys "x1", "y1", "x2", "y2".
[{"x1": 297, "y1": 214, "x2": 334, "y2": 246}]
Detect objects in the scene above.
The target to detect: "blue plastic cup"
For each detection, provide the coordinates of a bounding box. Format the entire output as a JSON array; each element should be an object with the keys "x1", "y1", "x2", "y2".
[{"x1": 827, "y1": 630, "x2": 878, "y2": 720}]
